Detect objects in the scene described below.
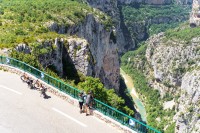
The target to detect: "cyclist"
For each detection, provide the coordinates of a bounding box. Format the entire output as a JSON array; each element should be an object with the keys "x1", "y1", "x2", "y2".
[{"x1": 40, "y1": 85, "x2": 47, "y2": 98}]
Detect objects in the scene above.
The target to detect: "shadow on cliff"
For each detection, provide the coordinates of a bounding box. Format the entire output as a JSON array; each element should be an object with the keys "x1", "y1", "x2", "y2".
[
  {"x1": 118, "y1": 4, "x2": 135, "y2": 51},
  {"x1": 62, "y1": 46, "x2": 81, "y2": 84}
]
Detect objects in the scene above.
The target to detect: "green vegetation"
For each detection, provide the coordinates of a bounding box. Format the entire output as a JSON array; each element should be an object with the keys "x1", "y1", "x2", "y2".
[
  {"x1": 165, "y1": 24, "x2": 200, "y2": 43},
  {"x1": 0, "y1": 0, "x2": 112, "y2": 48},
  {"x1": 165, "y1": 122, "x2": 175, "y2": 133},
  {"x1": 122, "y1": 4, "x2": 190, "y2": 37},
  {"x1": 122, "y1": 5, "x2": 190, "y2": 22},
  {"x1": 78, "y1": 77, "x2": 134, "y2": 116},
  {"x1": 149, "y1": 22, "x2": 181, "y2": 36},
  {"x1": 121, "y1": 44, "x2": 175, "y2": 132}
]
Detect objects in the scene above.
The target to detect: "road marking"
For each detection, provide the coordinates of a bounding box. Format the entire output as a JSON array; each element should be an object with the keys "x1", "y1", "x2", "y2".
[
  {"x1": 0, "y1": 85, "x2": 22, "y2": 95},
  {"x1": 52, "y1": 108, "x2": 87, "y2": 127}
]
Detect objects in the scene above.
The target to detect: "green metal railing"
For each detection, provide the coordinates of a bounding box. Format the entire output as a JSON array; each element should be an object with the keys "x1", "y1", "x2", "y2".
[{"x1": 0, "y1": 56, "x2": 161, "y2": 133}]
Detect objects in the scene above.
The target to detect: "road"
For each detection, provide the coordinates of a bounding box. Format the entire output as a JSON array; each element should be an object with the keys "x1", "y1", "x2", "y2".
[{"x1": 0, "y1": 70, "x2": 120, "y2": 133}]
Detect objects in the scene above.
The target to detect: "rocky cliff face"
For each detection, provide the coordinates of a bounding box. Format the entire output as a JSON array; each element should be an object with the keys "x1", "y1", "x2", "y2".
[
  {"x1": 145, "y1": 33, "x2": 200, "y2": 133},
  {"x1": 14, "y1": 14, "x2": 120, "y2": 91},
  {"x1": 33, "y1": 38, "x2": 92, "y2": 77},
  {"x1": 190, "y1": 0, "x2": 200, "y2": 27},
  {"x1": 85, "y1": 0, "x2": 135, "y2": 55},
  {"x1": 175, "y1": 70, "x2": 200, "y2": 133},
  {"x1": 67, "y1": 14, "x2": 120, "y2": 91},
  {"x1": 45, "y1": 14, "x2": 120, "y2": 91}
]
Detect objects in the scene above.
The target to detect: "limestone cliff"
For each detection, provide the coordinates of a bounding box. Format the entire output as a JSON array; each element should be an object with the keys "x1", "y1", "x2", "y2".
[
  {"x1": 190, "y1": 0, "x2": 200, "y2": 26},
  {"x1": 85, "y1": 0, "x2": 135, "y2": 55},
  {"x1": 67, "y1": 14, "x2": 120, "y2": 91},
  {"x1": 29, "y1": 14, "x2": 120, "y2": 91},
  {"x1": 144, "y1": 33, "x2": 200, "y2": 133}
]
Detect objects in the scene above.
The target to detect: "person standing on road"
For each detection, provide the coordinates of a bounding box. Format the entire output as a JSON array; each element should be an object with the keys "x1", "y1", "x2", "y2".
[
  {"x1": 78, "y1": 91, "x2": 85, "y2": 113},
  {"x1": 85, "y1": 91, "x2": 94, "y2": 116}
]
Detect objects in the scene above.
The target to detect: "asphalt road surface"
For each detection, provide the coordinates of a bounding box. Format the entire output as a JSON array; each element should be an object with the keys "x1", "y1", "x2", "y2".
[{"x1": 0, "y1": 70, "x2": 120, "y2": 133}]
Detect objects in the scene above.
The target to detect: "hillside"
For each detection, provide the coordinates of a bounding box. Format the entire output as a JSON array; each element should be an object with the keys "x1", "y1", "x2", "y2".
[
  {"x1": 0, "y1": 0, "x2": 112, "y2": 48},
  {"x1": 121, "y1": 4, "x2": 191, "y2": 44},
  {"x1": 121, "y1": 23, "x2": 200, "y2": 133}
]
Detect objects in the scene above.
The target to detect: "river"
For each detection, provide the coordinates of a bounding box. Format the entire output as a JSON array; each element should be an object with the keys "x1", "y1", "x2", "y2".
[{"x1": 120, "y1": 68, "x2": 147, "y2": 122}]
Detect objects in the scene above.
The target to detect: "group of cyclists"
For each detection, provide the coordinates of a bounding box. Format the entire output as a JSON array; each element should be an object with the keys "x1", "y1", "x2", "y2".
[
  {"x1": 21, "y1": 73, "x2": 47, "y2": 98},
  {"x1": 21, "y1": 72, "x2": 94, "y2": 115}
]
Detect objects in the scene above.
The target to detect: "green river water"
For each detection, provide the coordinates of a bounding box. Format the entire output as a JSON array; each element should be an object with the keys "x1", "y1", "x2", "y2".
[{"x1": 120, "y1": 68, "x2": 147, "y2": 122}]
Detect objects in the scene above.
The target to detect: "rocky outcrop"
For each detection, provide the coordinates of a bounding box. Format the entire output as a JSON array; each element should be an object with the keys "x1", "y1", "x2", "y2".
[
  {"x1": 67, "y1": 38, "x2": 92, "y2": 76},
  {"x1": 174, "y1": 70, "x2": 200, "y2": 133},
  {"x1": 190, "y1": 0, "x2": 200, "y2": 27},
  {"x1": 145, "y1": 33, "x2": 200, "y2": 132},
  {"x1": 15, "y1": 43, "x2": 31, "y2": 54},
  {"x1": 68, "y1": 14, "x2": 120, "y2": 91},
  {"x1": 45, "y1": 14, "x2": 120, "y2": 91},
  {"x1": 85, "y1": 0, "x2": 135, "y2": 55},
  {"x1": 146, "y1": 33, "x2": 200, "y2": 88}
]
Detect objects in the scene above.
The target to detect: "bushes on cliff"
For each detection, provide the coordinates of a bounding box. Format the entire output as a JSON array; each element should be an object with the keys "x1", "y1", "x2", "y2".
[
  {"x1": 78, "y1": 77, "x2": 134, "y2": 116},
  {"x1": 0, "y1": 0, "x2": 112, "y2": 48},
  {"x1": 165, "y1": 24, "x2": 200, "y2": 43}
]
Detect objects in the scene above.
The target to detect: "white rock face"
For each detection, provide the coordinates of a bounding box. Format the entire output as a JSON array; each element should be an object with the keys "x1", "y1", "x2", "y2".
[
  {"x1": 146, "y1": 33, "x2": 200, "y2": 88},
  {"x1": 175, "y1": 70, "x2": 200, "y2": 133},
  {"x1": 44, "y1": 14, "x2": 120, "y2": 91},
  {"x1": 145, "y1": 33, "x2": 200, "y2": 133},
  {"x1": 86, "y1": 0, "x2": 136, "y2": 55},
  {"x1": 190, "y1": 0, "x2": 200, "y2": 27},
  {"x1": 15, "y1": 43, "x2": 31, "y2": 54},
  {"x1": 67, "y1": 38, "x2": 92, "y2": 76}
]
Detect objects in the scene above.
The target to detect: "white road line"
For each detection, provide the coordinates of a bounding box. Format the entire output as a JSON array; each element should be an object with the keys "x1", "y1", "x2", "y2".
[
  {"x1": 0, "y1": 85, "x2": 22, "y2": 95},
  {"x1": 52, "y1": 108, "x2": 87, "y2": 128}
]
